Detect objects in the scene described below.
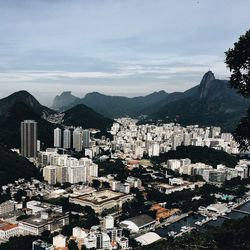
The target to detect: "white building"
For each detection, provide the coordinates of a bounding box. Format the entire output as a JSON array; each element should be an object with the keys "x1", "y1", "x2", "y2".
[
  {"x1": 43, "y1": 165, "x2": 57, "y2": 185},
  {"x1": 53, "y1": 234, "x2": 67, "y2": 248},
  {"x1": 54, "y1": 128, "x2": 62, "y2": 148},
  {"x1": 63, "y1": 129, "x2": 71, "y2": 149},
  {"x1": 103, "y1": 215, "x2": 114, "y2": 230},
  {"x1": 68, "y1": 165, "x2": 87, "y2": 184},
  {"x1": 73, "y1": 127, "x2": 83, "y2": 152}
]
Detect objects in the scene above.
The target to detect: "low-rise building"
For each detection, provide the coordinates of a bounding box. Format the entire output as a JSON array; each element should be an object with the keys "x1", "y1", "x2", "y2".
[
  {"x1": 120, "y1": 214, "x2": 155, "y2": 233},
  {"x1": 69, "y1": 190, "x2": 133, "y2": 213},
  {"x1": 19, "y1": 211, "x2": 69, "y2": 235}
]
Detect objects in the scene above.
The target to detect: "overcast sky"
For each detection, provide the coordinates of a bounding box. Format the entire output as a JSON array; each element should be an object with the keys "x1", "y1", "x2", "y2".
[{"x1": 0, "y1": 0, "x2": 249, "y2": 105}]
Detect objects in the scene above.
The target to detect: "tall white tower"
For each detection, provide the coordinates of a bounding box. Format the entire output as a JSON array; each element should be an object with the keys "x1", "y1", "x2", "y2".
[
  {"x1": 54, "y1": 127, "x2": 62, "y2": 148},
  {"x1": 63, "y1": 129, "x2": 71, "y2": 149}
]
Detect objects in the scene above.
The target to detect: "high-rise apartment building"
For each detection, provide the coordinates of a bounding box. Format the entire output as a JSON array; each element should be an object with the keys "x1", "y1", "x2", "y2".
[
  {"x1": 83, "y1": 129, "x2": 90, "y2": 148},
  {"x1": 54, "y1": 128, "x2": 62, "y2": 148},
  {"x1": 43, "y1": 165, "x2": 57, "y2": 185},
  {"x1": 21, "y1": 120, "x2": 37, "y2": 158},
  {"x1": 63, "y1": 129, "x2": 71, "y2": 149},
  {"x1": 73, "y1": 127, "x2": 83, "y2": 152}
]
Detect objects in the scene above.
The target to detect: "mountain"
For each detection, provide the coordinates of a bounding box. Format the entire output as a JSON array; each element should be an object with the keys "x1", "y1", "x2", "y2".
[
  {"x1": 62, "y1": 104, "x2": 114, "y2": 131},
  {"x1": 52, "y1": 90, "x2": 169, "y2": 117},
  {"x1": 0, "y1": 144, "x2": 42, "y2": 185},
  {"x1": 0, "y1": 91, "x2": 115, "y2": 148},
  {"x1": 148, "y1": 71, "x2": 250, "y2": 131},
  {"x1": 53, "y1": 91, "x2": 79, "y2": 111},
  {"x1": 0, "y1": 91, "x2": 57, "y2": 148}
]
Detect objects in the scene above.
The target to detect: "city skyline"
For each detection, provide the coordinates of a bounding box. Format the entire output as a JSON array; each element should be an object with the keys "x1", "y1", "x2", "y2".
[{"x1": 0, "y1": 0, "x2": 250, "y2": 105}]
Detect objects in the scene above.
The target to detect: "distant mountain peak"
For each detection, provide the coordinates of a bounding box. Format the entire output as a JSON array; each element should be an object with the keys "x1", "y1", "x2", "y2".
[
  {"x1": 53, "y1": 91, "x2": 79, "y2": 110},
  {"x1": 199, "y1": 71, "x2": 216, "y2": 99}
]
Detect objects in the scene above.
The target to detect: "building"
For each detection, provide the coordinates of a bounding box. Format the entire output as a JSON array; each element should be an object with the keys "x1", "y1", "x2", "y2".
[
  {"x1": 63, "y1": 129, "x2": 71, "y2": 149},
  {"x1": 43, "y1": 165, "x2": 57, "y2": 185},
  {"x1": 83, "y1": 129, "x2": 90, "y2": 148},
  {"x1": 56, "y1": 165, "x2": 68, "y2": 184},
  {"x1": 54, "y1": 128, "x2": 62, "y2": 148},
  {"x1": 0, "y1": 201, "x2": 15, "y2": 215},
  {"x1": 53, "y1": 234, "x2": 67, "y2": 248},
  {"x1": 32, "y1": 240, "x2": 54, "y2": 250},
  {"x1": 0, "y1": 221, "x2": 19, "y2": 240},
  {"x1": 19, "y1": 211, "x2": 69, "y2": 235},
  {"x1": 68, "y1": 165, "x2": 87, "y2": 184},
  {"x1": 73, "y1": 127, "x2": 83, "y2": 152},
  {"x1": 70, "y1": 190, "x2": 133, "y2": 213},
  {"x1": 120, "y1": 214, "x2": 155, "y2": 233},
  {"x1": 206, "y1": 203, "x2": 228, "y2": 214},
  {"x1": 21, "y1": 120, "x2": 37, "y2": 158},
  {"x1": 135, "y1": 232, "x2": 161, "y2": 246},
  {"x1": 103, "y1": 215, "x2": 114, "y2": 230},
  {"x1": 26, "y1": 201, "x2": 62, "y2": 214}
]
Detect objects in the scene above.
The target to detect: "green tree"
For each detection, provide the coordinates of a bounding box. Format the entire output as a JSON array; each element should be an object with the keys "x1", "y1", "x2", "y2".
[
  {"x1": 225, "y1": 29, "x2": 250, "y2": 151},
  {"x1": 68, "y1": 239, "x2": 78, "y2": 250}
]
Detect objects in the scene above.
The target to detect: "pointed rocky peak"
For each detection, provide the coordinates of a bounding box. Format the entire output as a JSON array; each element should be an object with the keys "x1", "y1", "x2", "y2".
[{"x1": 199, "y1": 71, "x2": 216, "y2": 99}]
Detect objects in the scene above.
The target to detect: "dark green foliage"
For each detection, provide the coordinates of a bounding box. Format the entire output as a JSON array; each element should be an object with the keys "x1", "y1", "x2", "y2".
[
  {"x1": 0, "y1": 235, "x2": 39, "y2": 250},
  {"x1": 151, "y1": 146, "x2": 237, "y2": 168},
  {"x1": 225, "y1": 29, "x2": 250, "y2": 151},
  {"x1": 233, "y1": 108, "x2": 250, "y2": 151},
  {"x1": 68, "y1": 239, "x2": 78, "y2": 250},
  {"x1": 92, "y1": 179, "x2": 101, "y2": 189},
  {"x1": 225, "y1": 29, "x2": 250, "y2": 98},
  {"x1": 63, "y1": 104, "x2": 114, "y2": 131},
  {"x1": 0, "y1": 144, "x2": 42, "y2": 185}
]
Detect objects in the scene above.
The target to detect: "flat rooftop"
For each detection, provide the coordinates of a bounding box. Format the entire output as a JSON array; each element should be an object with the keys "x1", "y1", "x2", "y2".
[{"x1": 73, "y1": 190, "x2": 129, "y2": 205}]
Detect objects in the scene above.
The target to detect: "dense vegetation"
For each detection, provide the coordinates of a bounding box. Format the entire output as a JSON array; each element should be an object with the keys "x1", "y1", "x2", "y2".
[
  {"x1": 137, "y1": 215, "x2": 250, "y2": 250},
  {"x1": 225, "y1": 29, "x2": 250, "y2": 151},
  {"x1": 63, "y1": 104, "x2": 114, "y2": 131},
  {"x1": 0, "y1": 144, "x2": 42, "y2": 185},
  {"x1": 151, "y1": 145, "x2": 238, "y2": 168}
]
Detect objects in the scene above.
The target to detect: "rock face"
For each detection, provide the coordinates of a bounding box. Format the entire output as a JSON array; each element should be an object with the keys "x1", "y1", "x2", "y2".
[
  {"x1": 199, "y1": 71, "x2": 216, "y2": 99},
  {"x1": 148, "y1": 71, "x2": 250, "y2": 131},
  {"x1": 52, "y1": 91, "x2": 79, "y2": 110}
]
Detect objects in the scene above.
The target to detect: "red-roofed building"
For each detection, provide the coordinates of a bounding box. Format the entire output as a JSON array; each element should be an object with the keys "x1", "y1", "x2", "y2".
[{"x1": 0, "y1": 221, "x2": 19, "y2": 240}]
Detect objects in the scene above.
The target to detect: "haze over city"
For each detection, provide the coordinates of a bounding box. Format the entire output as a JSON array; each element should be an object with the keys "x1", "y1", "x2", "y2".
[{"x1": 0, "y1": 0, "x2": 250, "y2": 105}]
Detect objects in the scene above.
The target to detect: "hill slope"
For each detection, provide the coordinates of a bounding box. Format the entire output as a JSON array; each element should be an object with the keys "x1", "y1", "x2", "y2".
[
  {"x1": 0, "y1": 144, "x2": 42, "y2": 185},
  {"x1": 148, "y1": 71, "x2": 250, "y2": 131},
  {"x1": 0, "y1": 91, "x2": 57, "y2": 148},
  {"x1": 53, "y1": 90, "x2": 169, "y2": 117},
  {"x1": 63, "y1": 104, "x2": 114, "y2": 131}
]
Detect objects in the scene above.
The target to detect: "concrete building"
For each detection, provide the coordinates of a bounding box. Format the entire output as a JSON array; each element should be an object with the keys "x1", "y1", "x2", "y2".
[
  {"x1": 19, "y1": 211, "x2": 69, "y2": 235},
  {"x1": 21, "y1": 120, "x2": 37, "y2": 158},
  {"x1": 53, "y1": 234, "x2": 67, "y2": 248},
  {"x1": 63, "y1": 129, "x2": 71, "y2": 149},
  {"x1": 0, "y1": 221, "x2": 19, "y2": 240},
  {"x1": 73, "y1": 127, "x2": 83, "y2": 152},
  {"x1": 83, "y1": 129, "x2": 90, "y2": 148},
  {"x1": 68, "y1": 165, "x2": 87, "y2": 184},
  {"x1": 70, "y1": 190, "x2": 133, "y2": 213},
  {"x1": 54, "y1": 128, "x2": 62, "y2": 148},
  {"x1": 43, "y1": 165, "x2": 57, "y2": 185},
  {"x1": 32, "y1": 240, "x2": 54, "y2": 250},
  {"x1": 0, "y1": 201, "x2": 15, "y2": 215},
  {"x1": 103, "y1": 215, "x2": 114, "y2": 230},
  {"x1": 120, "y1": 214, "x2": 155, "y2": 233}
]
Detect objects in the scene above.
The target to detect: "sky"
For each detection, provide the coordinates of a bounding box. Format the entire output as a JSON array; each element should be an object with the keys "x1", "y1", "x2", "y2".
[{"x1": 0, "y1": 0, "x2": 249, "y2": 106}]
